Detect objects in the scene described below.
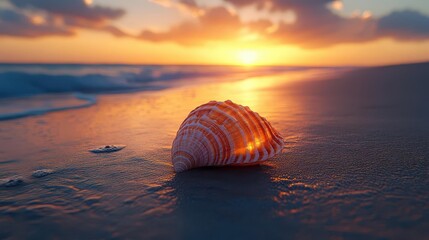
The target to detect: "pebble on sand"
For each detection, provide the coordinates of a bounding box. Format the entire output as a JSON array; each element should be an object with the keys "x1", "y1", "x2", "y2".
[
  {"x1": 32, "y1": 169, "x2": 55, "y2": 178},
  {"x1": 0, "y1": 176, "x2": 24, "y2": 187},
  {"x1": 89, "y1": 145, "x2": 126, "y2": 153}
]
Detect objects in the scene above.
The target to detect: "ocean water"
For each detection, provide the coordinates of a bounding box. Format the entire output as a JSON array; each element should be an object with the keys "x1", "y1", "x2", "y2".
[
  {"x1": 0, "y1": 64, "x2": 330, "y2": 120},
  {"x1": 0, "y1": 63, "x2": 428, "y2": 239}
]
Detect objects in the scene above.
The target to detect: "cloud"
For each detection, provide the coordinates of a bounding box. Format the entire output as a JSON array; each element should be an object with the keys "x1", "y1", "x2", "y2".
[
  {"x1": 220, "y1": 0, "x2": 429, "y2": 48},
  {"x1": 150, "y1": 0, "x2": 204, "y2": 16},
  {"x1": 9, "y1": 0, "x2": 124, "y2": 22},
  {"x1": 260, "y1": 0, "x2": 379, "y2": 48},
  {"x1": 221, "y1": 1, "x2": 372, "y2": 48},
  {"x1": 378, "y1": 10, "x2": 429, "y2": 41},
  {"x1": 138, "y1": 0, "x2": 376, "y2": 47},
  {"x1": 60, "y1": 15, "x2": 128, "y2": 37},
  {"x1": 139, "y1": 6, "x2": 248, "y2": 45},
  {"x1": 0, "y1": 9, "x2": 74, "y2": 37},
  {"x1": 0, "y1": 0, "x2": 127, "y2": 38},
  {"x1": 225, "y1": 0, "x2": 333, "y2": 12}
]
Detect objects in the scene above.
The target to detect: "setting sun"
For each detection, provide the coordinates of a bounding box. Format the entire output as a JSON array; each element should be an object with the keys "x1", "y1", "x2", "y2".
[{"x1": 237, "y1": 50, "x2": 258, "y2": 65}]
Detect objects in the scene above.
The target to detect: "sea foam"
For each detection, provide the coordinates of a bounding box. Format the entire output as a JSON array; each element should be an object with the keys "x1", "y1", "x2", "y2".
[{"x1": 0, "y1": 93, "x2": 96, "y2": 120}]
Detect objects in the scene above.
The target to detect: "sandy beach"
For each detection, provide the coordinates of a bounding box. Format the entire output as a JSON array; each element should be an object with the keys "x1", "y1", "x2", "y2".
[{"x1": 0, "y1": 63, "x2": 428, "y2": 239}]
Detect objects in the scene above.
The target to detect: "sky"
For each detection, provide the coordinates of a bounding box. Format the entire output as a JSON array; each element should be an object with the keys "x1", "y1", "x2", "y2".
[{"x1": 0, "y1": 0, "x2": 429, "y2": 66}]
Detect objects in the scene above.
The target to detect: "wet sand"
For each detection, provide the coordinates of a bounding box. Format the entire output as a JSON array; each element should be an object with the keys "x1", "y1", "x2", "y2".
[{"x1": 0, "y1": 63, "x2": 428, "y2": 239}]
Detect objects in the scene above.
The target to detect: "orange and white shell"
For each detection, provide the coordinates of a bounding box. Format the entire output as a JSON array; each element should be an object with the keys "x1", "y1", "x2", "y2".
[{"x1": 171, "y1": 100, "x2": 284, "y2": 172}]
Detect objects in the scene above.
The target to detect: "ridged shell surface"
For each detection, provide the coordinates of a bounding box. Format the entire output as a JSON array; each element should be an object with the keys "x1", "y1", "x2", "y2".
[{"x1": 172, "y1": 100, "x2": 284, "y2": 172}]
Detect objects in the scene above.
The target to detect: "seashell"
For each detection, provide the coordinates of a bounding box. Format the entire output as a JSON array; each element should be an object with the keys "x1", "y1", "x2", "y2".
[{"x1": 172, "y1": 100, "x2": 284, "y2": 172}]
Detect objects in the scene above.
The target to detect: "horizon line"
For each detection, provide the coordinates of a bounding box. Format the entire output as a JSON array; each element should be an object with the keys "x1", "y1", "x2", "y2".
[{"x1": 0, "y1": 60, "x2": 428, "y2": 68}]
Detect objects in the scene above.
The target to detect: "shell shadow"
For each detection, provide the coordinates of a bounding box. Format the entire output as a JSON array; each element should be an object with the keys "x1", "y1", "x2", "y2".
[{"x1": 164, "y1": 165, "x2": 301, "y2": 239}]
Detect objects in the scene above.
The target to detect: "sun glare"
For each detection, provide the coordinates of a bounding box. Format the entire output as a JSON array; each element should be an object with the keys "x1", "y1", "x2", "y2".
[{"x1": 238, "y1": 50, "x2": 258, "y2": 66}]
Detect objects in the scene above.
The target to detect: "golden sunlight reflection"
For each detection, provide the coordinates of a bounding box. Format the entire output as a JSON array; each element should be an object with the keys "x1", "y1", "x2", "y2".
[
  {"x1": 255, "y1": 138, "x2": 261, "y2": 147},
  {"x1": 237, "y1": 77, "x2": 280, "y2": 91},
  {"x1": 246, "y1": 142, "x2": 254, "y2": 151},
  {"x1": 246, "y1": 138, "x2": 262, "y2": 152},
  {"x1": 237, "y1": 50, "x2": 258, "y2": 66}
]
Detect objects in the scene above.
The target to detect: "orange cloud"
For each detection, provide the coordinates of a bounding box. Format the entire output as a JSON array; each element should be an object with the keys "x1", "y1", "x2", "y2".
[
  {"x1": 139, "y1": 7, "x2": 250, "y2": 45},
  {"x1": 1, "y1": 0, "x2": 429, "y2": 49}
]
